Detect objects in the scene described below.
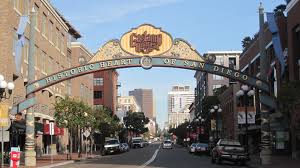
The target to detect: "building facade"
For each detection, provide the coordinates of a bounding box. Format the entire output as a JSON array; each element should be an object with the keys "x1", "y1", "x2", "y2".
[
  {"x1": 236, "y1": 13, "x2": 287, "y2": 154},
  {"x1": 93, "y1": 70, "x2": 119, "y2": 113},
  {"x1": 70, "y1": 42, "x2": 93, "y2": 106},
  {"x1": 0, "y1": 0, "x2": 92, "y2": 156},
  {"x1": 116, "y1": 96, "x2": 141, "y2": 122},
  {"x1": 168, "y1": 85, "x2": 194, "y2": 128},
  {"x1": 194, "y1": 51, "x2": 241, "y2": 116},
  {"x1": 129, "y1": 89, "x2": 155, "y2": 121},
  {"x1": 286, "y1": 0, "x2": 300, "y2": 157}
]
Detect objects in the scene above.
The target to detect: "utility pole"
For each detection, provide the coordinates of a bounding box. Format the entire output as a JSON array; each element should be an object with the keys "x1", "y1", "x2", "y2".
[
  {"x1": 259, "y1": 3, "x2": 272, "y2": 165},
  {"x1": 25, "y1": 7, "x2": 37, "y2": 167}
]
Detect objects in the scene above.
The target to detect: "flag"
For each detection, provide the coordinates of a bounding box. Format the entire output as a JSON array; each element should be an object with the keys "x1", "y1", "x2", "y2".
[
  {"x1": 14, "y1": 16, "x2": 28, "y2": 75},
  {"x1": 16, "y1": 16, "x2": 29, "y2": 36},
  {"x1": 266, "y1": 12, "x2": 285, "y2": 77}
]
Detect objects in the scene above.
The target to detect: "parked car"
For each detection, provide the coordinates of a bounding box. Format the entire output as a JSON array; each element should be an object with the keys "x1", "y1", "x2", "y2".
[
  {"x1": 132, "y1": 139, "x2": 144, "y2": 148},
  {"x1": 211, "y1": 139, "x2": 249, "y2": 165},
  {"x1": 120, "y1": 143, "x2": 129, "y2": 152},
  {"x1": 188, "y1": 143, "x2": 197, "y2": 154},
  {"x1": 162, "y1": 140, "x2": 173, "y2": 149},
  {"x1": 102, "y1": 138, "x2": 121, "y2": 156},
  {"x1": 196, "y1": 143, "x2": 210, "y2": 155}
]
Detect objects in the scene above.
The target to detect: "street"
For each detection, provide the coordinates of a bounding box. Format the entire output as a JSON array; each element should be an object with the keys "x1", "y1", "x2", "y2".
[{"x1": 54, "y1": 143, "x2": 249, "y2": 168}]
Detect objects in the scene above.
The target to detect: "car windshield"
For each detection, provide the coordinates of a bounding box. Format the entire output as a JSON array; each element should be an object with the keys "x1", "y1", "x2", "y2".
[
  {"x1": 191, "y1": 143, "x2": 197, "y2": 147},
  {"x1": 122, "y1": 143, "x2": 128, "y2": 146},
  {"x1": 197, "y1": 143, "x2": 208, "y2": 147},
  {"x1": 105, "y1": 140, "x2": 119, "y2": 145},
  {"x1": 219, "y1": 140, "x2": 241, "y2": 146},
  {"x1": 133, "y1": 140, "x2": 141, "y2": 143},
  {"x1": 164, "y1": 141, "x2": 172, "y2": 144}
]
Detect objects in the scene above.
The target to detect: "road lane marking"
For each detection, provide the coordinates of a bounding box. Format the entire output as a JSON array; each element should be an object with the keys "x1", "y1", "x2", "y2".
[{"x1": 140, "y1": 145, "x2": 160, "y2": 168}]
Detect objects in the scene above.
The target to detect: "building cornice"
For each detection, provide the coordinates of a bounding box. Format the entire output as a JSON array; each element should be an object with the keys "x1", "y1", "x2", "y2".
[
  {"x1": 71, "y1": 42, "x2": 93, "y2": 58},
  {"x1": 41, "y1": 0, "x2": 69, "y2": 32},
  {"x1": 286, "y1": 0, "x2": 299, "y2": 13}
]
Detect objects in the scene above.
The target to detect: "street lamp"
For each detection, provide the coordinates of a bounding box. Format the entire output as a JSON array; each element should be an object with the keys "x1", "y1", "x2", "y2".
[
  {"x1": 236, "y1": 84, "x2": 255, "y2": 153},
  {"x1": 210, "y1": 105, "x2": 222, "y2": 140},
  {"x1": 0, "y1": 74, "x2": 15, "y2": 100}
]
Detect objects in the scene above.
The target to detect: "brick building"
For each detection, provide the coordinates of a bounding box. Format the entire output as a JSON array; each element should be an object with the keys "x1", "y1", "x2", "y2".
[
  {"x1": 286, "y1": 0, "x2": 300, "y2": 158},
  {"x1": 0, "y1": 0, "x2": 93, "y2": 156},
  {"x1": 93, "y1": 70, "x2": 119, "y2": 113}
]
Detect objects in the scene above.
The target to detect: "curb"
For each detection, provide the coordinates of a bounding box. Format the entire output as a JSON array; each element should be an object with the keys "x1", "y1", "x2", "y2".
[{"x1": 37, "y1": 160, "x2": 75, "y2": 168}]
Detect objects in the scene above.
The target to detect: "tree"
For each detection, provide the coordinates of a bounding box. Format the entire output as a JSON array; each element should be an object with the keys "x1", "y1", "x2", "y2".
[
  {"x1": 278, "y1": 81, "x2": 300, "y2": 159},
  {"x1": 241, "y1": 36, "x2": 252, "y2": 50},
  {"x1": 91, "y1": 106, "x2": 121, "y2": 141},
  {"x1": 274, "y1": 4, "x2": 286, "y2": 17},
  {"x1": 123, "y1": 112, "x2": 150, "y2": 135},
  {"x1": 53, "y1": 97, "x2": 92, "y2": 159}
]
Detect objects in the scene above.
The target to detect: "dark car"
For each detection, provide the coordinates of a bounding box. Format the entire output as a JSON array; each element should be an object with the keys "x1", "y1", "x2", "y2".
[
  {"x1": 211, "y1": 139, "x2": 249, "y2": 165},
  {"x1": 196, "y1": 143, "x2": 209, "y2": 155}
]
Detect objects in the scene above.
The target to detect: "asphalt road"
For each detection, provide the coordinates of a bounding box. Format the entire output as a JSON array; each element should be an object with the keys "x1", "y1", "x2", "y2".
[{"x1": 54, "y1": 143, "x2": 250, "y2": 168}]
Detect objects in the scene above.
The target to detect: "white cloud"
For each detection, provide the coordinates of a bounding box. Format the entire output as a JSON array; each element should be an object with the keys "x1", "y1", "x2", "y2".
[{"x1": 70, "y1": 0, "x2": 181, "y2": 24}]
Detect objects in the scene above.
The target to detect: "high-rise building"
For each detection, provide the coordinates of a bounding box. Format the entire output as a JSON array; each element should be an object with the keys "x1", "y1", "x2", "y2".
[
  {"x1": 194, "y1": 51, "x2": 241, "y2": 114},
  {"x1": 129, "y1": 89, "x2": 154, "y2": 120},
  {"x1": 168, "y1": 85, "x2": 194, "y2": 128},
  {"x1": 93, "y1": 70, "x2": 119, "y2": 114}
]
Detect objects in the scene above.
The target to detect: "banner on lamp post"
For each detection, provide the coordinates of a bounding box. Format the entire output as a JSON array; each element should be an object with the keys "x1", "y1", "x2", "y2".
[
  {"x1": 0, "y1": 104, "x2": 9, "y2": 127},
  {"x1": 211, "y1": 120, "x2": 216, "y2": 131}
]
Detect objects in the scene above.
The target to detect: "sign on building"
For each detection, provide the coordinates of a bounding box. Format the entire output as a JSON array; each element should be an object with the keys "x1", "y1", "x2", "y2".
[{"x1": 237, "y1": 111, "x2": 256, "y2": 124}]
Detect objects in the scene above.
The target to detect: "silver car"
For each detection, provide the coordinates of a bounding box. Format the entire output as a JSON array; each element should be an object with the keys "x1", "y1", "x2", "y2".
[{"x1": 162, "y1": 140, "x2": 173, "y2": 149}]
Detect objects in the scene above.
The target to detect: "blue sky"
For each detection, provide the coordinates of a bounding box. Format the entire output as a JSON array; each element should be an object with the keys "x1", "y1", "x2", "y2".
[{"x1": 51, "y1": 0, "x2": 285, "y2": 129}]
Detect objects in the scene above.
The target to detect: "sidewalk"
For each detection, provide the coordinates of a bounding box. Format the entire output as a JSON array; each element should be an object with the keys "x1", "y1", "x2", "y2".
[
  {"x1": 1, "y1": 153, "x2": 97, "y2": 168},
  {"x1": 248, "y1": 154, "x2": 300, "y2": 168}
]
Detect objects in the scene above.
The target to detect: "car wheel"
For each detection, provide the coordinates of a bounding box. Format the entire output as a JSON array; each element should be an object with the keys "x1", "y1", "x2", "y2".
[
  {"x1": 239, "y1": 160, "x2": 246, "y2": 166},
  {"x1": 211, "y1": 155, "x2": 215, "y2": 163},
  {"x1": 216, "y1": 157, "x2": 222, "y2": 165}
]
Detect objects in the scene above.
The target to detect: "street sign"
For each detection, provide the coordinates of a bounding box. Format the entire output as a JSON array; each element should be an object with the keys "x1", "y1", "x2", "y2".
[
  {"x1": 83, "y1": 130, "x2": 90, "y2": 137},
  {"x1": 238, "y1": 111, "x2": 256, "y2": 124},
  {"x1": 49, "y1": 122, "x2": 54, "y2": 135}
]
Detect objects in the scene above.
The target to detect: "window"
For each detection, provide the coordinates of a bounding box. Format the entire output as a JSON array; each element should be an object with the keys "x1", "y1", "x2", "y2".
[
  {"x1": 215, "y1": 56, "x2": 224, "y2": 65},
  {"x1": 213, "y1": 84, "x2": 222, "y2": 93},
  {"x1": 94, "y1": 78, "x2": 103, "y2": 86},
  {"x1": 42, "y1": 13, "x2": 47, "y2": 36},
  {"x1": 34, "y1": 4, "x2": 39, "y2": 29},
  {"x1": 229, "y1": 58, "x2": 236, "y2": 69},
  {"x1": 61, "y1": 33, "x2": 65, "y2": 53},
  {"x1": 49, "y1": 21, "x2": 53, "y2": 42},
  {"x1": 78, "y1": 56, "x2": 86, "y2": 65},
  {"x1": 56, "y1": 28, "x2": 59, "y2": 48},
  {"x1": 41, "y1": 51, "x2": 46, "y2": 72},
  {"x1": 213, "y1": 75, "x2": 223, "y2": 80},
  {"x1": 48, "y1": 57, "x2": 53, "y2": 74},
  {"x1": 94, "y1": 91, "x2": 103, "y2": 99}
]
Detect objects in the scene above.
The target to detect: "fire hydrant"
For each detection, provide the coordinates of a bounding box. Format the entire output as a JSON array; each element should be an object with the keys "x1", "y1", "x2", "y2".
[{"x1": 10, "y1": 151, "x2": 20, "y2": 168}]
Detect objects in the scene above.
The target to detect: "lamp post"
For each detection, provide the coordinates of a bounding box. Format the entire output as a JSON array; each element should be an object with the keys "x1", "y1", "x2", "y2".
[
  {"x1": 210, "y1": 106, "x2": 222, "y2": 140},
  {"x1": 0, "y1": 74, "x2": 15, "y2": 100},
  {"x1": 0, "y1": 74, "x2": 15, "y2": 167},
  {"x1": 236, "y1": 84, "x2": 255, "y2": 154}
]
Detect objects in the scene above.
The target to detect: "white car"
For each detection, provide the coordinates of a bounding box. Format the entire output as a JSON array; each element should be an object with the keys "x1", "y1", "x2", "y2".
[
  {"x1": 162, "y1": 140, "x2": 173, "y2": 149},
  {"x1": 189, "y1": 143, "x2": 197, "y2": 153}
]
